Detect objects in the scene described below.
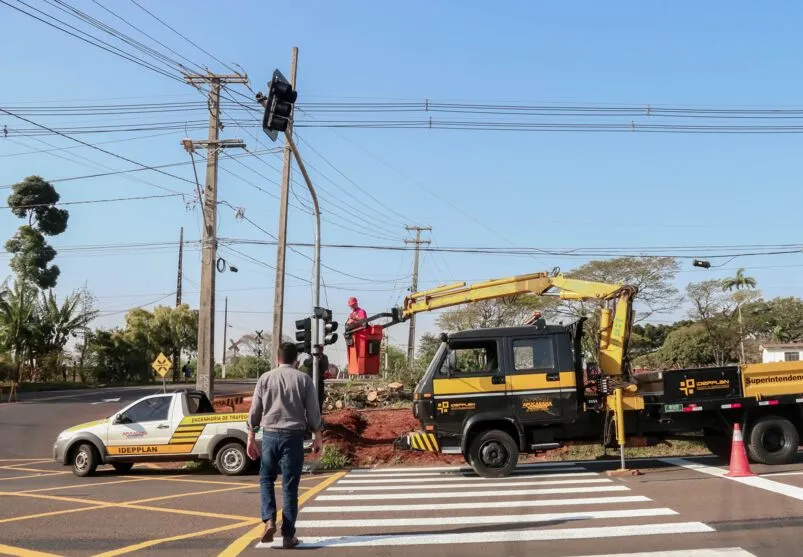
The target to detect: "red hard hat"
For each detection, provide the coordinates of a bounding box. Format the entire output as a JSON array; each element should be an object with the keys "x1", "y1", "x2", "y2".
[{"x1": 348, "y1": 296, "x2": 358, "y2": 306}]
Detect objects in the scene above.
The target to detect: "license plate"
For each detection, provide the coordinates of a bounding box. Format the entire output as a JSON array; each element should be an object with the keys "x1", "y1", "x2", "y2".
[{"x1": 664, "y1": 404, "x2": 683, "y2": 413}]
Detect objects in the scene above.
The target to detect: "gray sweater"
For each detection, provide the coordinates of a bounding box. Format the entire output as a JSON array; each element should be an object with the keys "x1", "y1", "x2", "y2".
[{"x1": 248, "y1": 364, "x2": 322, "y2": 433}]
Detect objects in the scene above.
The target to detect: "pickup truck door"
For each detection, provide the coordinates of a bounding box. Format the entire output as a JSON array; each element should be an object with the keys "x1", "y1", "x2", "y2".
[
  {"x1": 507, "y1": 335, "x2": 568, "y2": 424},
  {"x1": 106, "y1": 395, "x2": 175, "y2": 455}
]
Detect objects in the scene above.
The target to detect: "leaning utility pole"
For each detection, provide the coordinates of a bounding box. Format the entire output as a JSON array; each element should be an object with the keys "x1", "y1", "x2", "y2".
[
  {"x1": 221, "y1": 296, "x2": 228, "y2": 379},
  {"x1": 173, "y1": 226, "x2": 184, "y2": 382},
  {"x1": 405, "y1": 225, "x2": 431, "y2": 361},
  {"x1": 176, "y1": 226, "x2": 184, "y2": 307},
  {"x1": 271, "y1": 47, "x2": 299, "y2": 366},
  {"x1": 184, "y1": 72, "x2": 248, "y2": 398}
]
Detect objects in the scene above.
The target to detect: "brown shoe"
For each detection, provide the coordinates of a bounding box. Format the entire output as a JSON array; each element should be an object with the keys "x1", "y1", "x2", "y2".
[
  {"x1": 282, "y1": 536, "x2": 300, "y2": 549},
  {"x1": 261, "y1": 520, "x2": 276, "y2": 544}
]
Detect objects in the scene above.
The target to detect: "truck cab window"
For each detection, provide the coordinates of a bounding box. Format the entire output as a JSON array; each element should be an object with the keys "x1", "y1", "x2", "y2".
[
  {"x1": 119, "y1": 396, "x2": 171, "y2": 423},
  {"x1": 513, "y1": 337, "x2": 555, "y2": 370},
  {"x1": 439, "y1": 341, "x2": 499, "y2": 375}
]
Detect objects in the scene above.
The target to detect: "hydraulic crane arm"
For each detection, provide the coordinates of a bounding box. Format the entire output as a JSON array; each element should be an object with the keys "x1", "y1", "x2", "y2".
[{"x1": 401, "y1": 271, "x2": 638, "y2": 377}]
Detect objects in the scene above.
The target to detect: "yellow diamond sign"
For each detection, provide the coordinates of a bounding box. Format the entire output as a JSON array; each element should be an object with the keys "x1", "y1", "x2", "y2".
[{"x1": 152, "y1": 352, "x2": 172, "y2": 377}]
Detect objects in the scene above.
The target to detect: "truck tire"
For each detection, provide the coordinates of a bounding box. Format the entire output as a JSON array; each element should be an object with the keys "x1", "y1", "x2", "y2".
[
  {"x1": 71, "y1": 443, "x2": 99, "y2": 477},
  {"x1": 468, "y1": 429, "x2": 519, "y2": 478},
  {"x1": 112, "y1": 462, "x2": 134, "y2": 474},
  {"x1": 702, "y1": 428, "x2": 731, "y2": 461},
  {"x1": 216, "y1": 442, "x2": 249, "y2": 476},
  {"x1": 747, "y1": 416, "x2": 799, "y2": 465}
]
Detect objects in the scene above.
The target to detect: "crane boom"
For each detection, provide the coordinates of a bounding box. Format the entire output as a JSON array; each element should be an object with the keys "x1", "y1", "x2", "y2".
[{"x1": 401, "y1": 271, "x2": 638, "y2": 378}]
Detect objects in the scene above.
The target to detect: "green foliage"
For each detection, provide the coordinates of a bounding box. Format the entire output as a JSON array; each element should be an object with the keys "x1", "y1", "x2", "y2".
[
  {"x1": 223, "y1": 355, "x2": 271, "y2": 379},
  {"x1": 630, "y1": 322, "x2": 693, "y2": 358},
  {"x1": 744, "y1": 297, "x2": 803, "y2": 343},
  {"x1": 436, "y1": 295, "x2": 542, "y2": 332},
  {"x1": 634, "y1": 324, "x2": 716, "y2": 369},
  {"x1": 86, "y1": 329, "x2": 151, "y2": 383},
  {"x1": 416, "y1": 332, "x2": 441, "y2": 366},
  {"x1": 318, "y1": 445, "x2": 351, "y2": 470},
  {"x1": 5, "y1": 176, "x2": 69, "y2": 288},
  {"x1": 0, "y1": 280, "x2": 37, "y2": 380},
  {"x1": 5, "y1": 226, "x2": 60, "y2": 289},
  {"x1": 382, "y1": 344, "x2": 424, "y2": 387}
]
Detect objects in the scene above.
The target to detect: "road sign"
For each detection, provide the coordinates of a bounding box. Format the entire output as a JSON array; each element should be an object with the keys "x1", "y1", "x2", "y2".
[{"x1": 152, "y1": 352, "x2": 172, "y2": 377}]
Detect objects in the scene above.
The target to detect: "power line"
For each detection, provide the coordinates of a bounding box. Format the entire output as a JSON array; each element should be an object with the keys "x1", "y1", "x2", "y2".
[{"x1": 0, "y1": 192, "x2": 183, "y2": 209}]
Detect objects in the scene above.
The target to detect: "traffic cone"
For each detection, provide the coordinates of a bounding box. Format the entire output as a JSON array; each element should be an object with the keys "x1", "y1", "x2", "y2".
[{"x1": 725, "y1": 423, "x2": 755, "y2": 477}]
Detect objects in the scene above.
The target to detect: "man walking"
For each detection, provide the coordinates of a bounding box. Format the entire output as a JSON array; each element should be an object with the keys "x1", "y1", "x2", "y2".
[{"x1": 247, "y1": 342, "x2": 323, "y2": 549}]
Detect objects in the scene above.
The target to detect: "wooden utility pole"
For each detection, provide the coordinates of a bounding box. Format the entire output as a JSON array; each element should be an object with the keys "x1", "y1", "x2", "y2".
[
  {"x1": 184, "y1": 72, "x2": 248, "y2": 398},
  {"x1": 173, "y1": 226, "x2": 184, "y2": 382},
  {"x1": 405, "y1": 225, "x2": 431, "y2": 361},
  {"x1": 271, "y1": 47, "x2": 299, "y2": 366},
  {"x1": 221, "y1": 296, "x2": 228, "y2": 379}
]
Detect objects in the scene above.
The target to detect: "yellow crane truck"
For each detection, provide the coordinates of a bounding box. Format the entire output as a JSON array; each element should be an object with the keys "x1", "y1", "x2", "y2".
[{"x1": 351, "y1": 270, "x2": 803, "y2": 477}]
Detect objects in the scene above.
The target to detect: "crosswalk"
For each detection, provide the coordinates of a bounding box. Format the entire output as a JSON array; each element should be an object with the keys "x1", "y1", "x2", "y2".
[{"x1": 256, "y1": 462, "x2": 756, "y2": 556}]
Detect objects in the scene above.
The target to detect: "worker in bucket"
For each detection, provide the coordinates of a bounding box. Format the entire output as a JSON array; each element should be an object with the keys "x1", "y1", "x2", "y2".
[{"x1": 345, "y1": 296, "x2": 367, "y2": 331}]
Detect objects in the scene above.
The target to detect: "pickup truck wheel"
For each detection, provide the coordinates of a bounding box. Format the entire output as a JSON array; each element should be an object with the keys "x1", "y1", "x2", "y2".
[
  {"x1": 747, "y1": 416, "x2": 799, "y2": 465},
  {"x1": 112, "y1": 463, "x2": 134, "y2": 474},
  {"x1": 216, "y1": 442, "x2": 248, "y2": 476},
  {"x1": 702, "y1": 428, "x2": 731, "y2": 461},
  {"x1": 71, "y1": 443, "x2": 99, "y2": 477},
  {"x1": 468, "y1": 429, "x2": 518, "y2": 478}
]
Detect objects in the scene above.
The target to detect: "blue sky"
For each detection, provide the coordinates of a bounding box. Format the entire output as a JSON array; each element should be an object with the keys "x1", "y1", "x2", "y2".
[{"x1": 2, "y1": 1, "x2": 803, "y2": 365}]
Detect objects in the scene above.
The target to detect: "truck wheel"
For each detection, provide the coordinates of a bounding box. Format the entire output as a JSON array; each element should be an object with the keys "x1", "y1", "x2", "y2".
[
  {"x1": 702, "y1": 428, "x2": 731, "y2": 461},
  {"x1": 216, "y1": 442, "x2": 248, "y2": 476},
  {"x1": 747, "y1": 416, "x2": 799, "y2": 465},
  {"x1": 468, "y1": 429, "x2": 519, "y2": 478},
  {"x1": 112, "y1": 463, "x2": 134, "y2": 474},
  {"x1": 71, "y1": 443, "x2": 99, "y2": 477}
]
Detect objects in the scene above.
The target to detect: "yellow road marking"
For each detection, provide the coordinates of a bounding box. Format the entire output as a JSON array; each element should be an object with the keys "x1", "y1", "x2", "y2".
[
  {"x1": 0, "y1": 467, "x2": 62, "y2": 473},
  {"x1": 217, "y1": 471, "x2": 347, "y2": 557},
  {"x1": 0, "y1": 491, "x2": 101, "y2": 506},
  {"x1": 0, "y1": 542, "x2": 62, "y2": 556},
  {"x1": 0, "y1": 504, "x2": 111, "y2": 525},
  {"x1": 129, "y1": 485, "x2": 251, "y2": 505},
  {"x1": 2, "y1": 460, "x2": 52, "y2": 468},
  {"x1": 92, "y1": 520, "x2": 257, "y2": 557},
  {"x1": 0, "y1": 458, "x2": 51, "y2": 462},
  {"x1": 148, "y1": 477, "x2": 258, "y2": 488},
  {"x1": 20, "y1": 478, "x2": 148, "y2": 494},
  {"x1": 0, "y1": 472, "x2": 70, "y2": 482}
]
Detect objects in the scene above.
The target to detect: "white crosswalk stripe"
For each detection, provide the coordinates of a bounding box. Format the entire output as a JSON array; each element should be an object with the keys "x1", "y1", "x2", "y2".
[{"x1": 256, "y1": 464, "x2": 749, "y2": 555}]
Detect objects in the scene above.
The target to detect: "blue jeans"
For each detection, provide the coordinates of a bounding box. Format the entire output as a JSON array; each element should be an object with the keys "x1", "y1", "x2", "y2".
[{"x1": 259, "y1": 430, "x2": 304, "y2": 537}]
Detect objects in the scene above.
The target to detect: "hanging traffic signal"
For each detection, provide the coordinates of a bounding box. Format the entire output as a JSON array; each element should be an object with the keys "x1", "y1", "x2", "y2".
[
  {"x1": 295, "y1": 317, "x2": 311, "y2": 354},
  {"x1": 315, "y1": 306, "x2": 339, "y2": 346},
  {"x1": 259, "y1": 69, "x2": 298, "y2": 142}
]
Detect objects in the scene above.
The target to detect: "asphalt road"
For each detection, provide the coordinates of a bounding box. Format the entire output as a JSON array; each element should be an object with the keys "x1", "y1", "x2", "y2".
[
  {"x1": 5, "y1": 457, "x2": 803, "y2": 556},
  {"x1": 0, "y1": 382, "x2": 255, "y2": 459}
]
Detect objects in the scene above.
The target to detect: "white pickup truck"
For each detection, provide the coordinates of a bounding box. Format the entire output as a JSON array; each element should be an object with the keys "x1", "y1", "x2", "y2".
[{"x1": 53, "y1": 389, "x2": 256, "y2": 477}]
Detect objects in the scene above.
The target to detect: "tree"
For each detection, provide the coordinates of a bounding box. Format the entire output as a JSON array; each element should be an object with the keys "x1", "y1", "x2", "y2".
[
  {"x1": 86, "y1": 329, "x2": 151, "y2": 384},
  {"x1": 0, "y1": 280, "x2": 37, "y2": 381},
  {"x1": 629, "y1": 321, "x2": 693, "y2": 359},
  {"x1": 686, "y1": 280, "x2": 740, "y2": 366},
  {"x1": 743, "y1": 297, "x2": 803, "y2": 343},
  {"x1": 5, "y1": 176, "x2": 69, "y2": 289},
  {"x1": 435, "y1": 296, "x2": 542, "y2": 332},
  {"x1": 36, "y1": 290, "x2": 98, "y2": 381},
  {"x1": 722, "y1": 268, "x2": 757, "y2": 363},
  {"x1": 222, "y1": 355, "x2": 271, "y2": 379},
  {"x1": 634, "y1": 324, "x2": 715, "y2": 369},
  {"x1": 416, "y1": 333, "x2": 442, "y2": 366},
  {"x1": 124, "y1": 304, "x2": 198, "y2": 381}
]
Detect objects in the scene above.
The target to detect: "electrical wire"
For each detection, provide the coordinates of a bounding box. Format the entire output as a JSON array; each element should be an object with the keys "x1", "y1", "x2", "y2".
[{"x1": 0, "y1": 192, "x2": 183, "y2": 209}]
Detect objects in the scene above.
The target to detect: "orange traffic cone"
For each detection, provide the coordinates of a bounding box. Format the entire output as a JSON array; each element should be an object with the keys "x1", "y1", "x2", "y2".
[{"x1": 725, "y1": 423, "x2": 755, "y2": 477}]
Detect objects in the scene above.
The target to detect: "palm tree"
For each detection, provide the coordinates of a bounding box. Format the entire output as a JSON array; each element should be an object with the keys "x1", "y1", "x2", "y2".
[
  {"x1": 0, "y1": 281, "x2": 37, "y2": 381},
  {"x1": 37, "y1": 290, "x2": 98, "y2": 381},
  {"x1": 722, "y1": 268, "x2": 757, "y2": 363}
]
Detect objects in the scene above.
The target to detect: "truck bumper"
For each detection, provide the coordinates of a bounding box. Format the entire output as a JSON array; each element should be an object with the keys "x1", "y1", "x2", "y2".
[{"x1": 407, "y1": 431, "x2": 440, "y2": 453}]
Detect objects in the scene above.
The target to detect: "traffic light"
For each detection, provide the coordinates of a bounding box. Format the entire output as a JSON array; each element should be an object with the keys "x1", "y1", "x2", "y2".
[
  {"x1": 260, "y1": 69, "x2": 298, "y2": 142},
  {"x1": 314, "y1": 306, "x2": 339, "y2": 346},
  {"x1": 693, "y1": 259, "x2": 712, "y2": 269},
  {"x1": 295, "y1": 317, "x2": 311, "y2": 354}
]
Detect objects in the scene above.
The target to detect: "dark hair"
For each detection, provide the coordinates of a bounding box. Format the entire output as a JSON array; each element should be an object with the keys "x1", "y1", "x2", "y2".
[{"x1": 278, "y1": 342, "x2": 298, "y2": 364}]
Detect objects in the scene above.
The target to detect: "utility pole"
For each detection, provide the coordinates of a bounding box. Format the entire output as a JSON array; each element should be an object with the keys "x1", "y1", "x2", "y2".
[
  {"x1": 271, "y1": 47, "x2": 299, "y2": 367},
  {"x1": 176, "y1": 227, "x2": 184, "y2": 307},
  {"x1": 405, "y1": 225, "x2": 431, "y2": 361},
  {"x1": 173, "y1": 226, "x2": 184, "y2": 382},
  {"x1": 221, "y1": 297, "x2": 228, "y2": 379},
  {"x1": 184, "y1": 72, "x2": 248, "y2": 398}
]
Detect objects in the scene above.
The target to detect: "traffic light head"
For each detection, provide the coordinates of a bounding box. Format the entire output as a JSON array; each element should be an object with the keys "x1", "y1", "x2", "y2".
[
  {"x1": 294, "y1": 317, "x2": 311, "y2": 354},
  {"x1": 262, "y1": 69, "x2": 298, "y2": 141},
  {"x1": 314, "y1": 306, "x2": 339, "y2": 346}
]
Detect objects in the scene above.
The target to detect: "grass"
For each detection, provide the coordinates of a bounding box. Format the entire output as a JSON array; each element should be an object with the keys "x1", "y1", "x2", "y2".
[
  {"x1": 318, "y1": 445, "x2": 351, "y2": 470},
  {"x1": 539, "y1": 439, "x2": 709, "y2": 462}
]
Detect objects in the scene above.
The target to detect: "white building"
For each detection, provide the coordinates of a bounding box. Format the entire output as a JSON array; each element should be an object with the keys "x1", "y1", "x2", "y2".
[{"x1": 760, "y1": 343, "x2": 803, "y2": 364}]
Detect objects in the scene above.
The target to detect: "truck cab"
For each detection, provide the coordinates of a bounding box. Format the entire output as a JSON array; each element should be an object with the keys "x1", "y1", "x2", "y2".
[{"x1": 412, "y1": 321, "x2": 592, "y2": 477}]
